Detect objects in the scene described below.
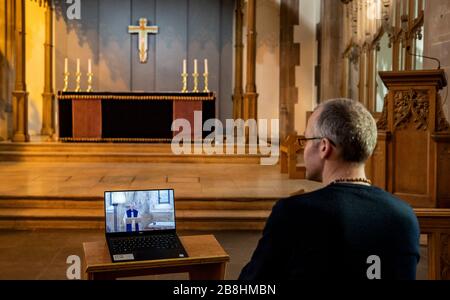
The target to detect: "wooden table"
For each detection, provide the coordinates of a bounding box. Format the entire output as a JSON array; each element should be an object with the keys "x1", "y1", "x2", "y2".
[{"x1": 83, "y1": 235, "x2": 229, "y2": 280}]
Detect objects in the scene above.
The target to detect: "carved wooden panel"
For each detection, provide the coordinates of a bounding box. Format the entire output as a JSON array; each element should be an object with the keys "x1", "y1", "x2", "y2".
[
  {"x1": 393, "y1": 89, "x2": 429, "y2": 131},
  {"x1": 393, "y1": 126, "x2": 432, "y2": 206}
]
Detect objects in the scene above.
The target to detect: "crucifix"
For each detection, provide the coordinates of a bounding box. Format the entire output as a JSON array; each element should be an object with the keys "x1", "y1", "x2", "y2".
[{"x1": 128, "y1": 18, "x2": 159, "y2": 63}]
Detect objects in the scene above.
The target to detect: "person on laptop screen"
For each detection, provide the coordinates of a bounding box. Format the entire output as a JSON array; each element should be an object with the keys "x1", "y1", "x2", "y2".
[
  {"x1": 124, "y1": 202, "x2": 140, "y2": 232},
  {"x1": 104, "y1": 189, "x2": 188, "y2": 262},
  {"x1": 239, "y1": 98, "x2": 420, "y2": 280}
]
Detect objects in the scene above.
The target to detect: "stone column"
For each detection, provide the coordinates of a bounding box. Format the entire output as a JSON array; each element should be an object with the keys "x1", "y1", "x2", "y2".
[
  {"x1": 279, "y1": 0, "x2": 300, "y2": 140},
  {"x1": 233, "y1": 0, "x2": 244, "y2": 120},
  {"x1": 41, "y1": 3, "x2": 55, "y2": 136},
  {"x1": 320, "y1": 0, "x2": 344, "y2": 101},
  {"x1": 242, "y1": 0, "x2": 258, "y2": 121},
  {"x1": 1, "y1": 0, "x2": 15, "y2": 141},
  {"x1": 12, "y1": 0, "x2": 29, "y2": 142}
]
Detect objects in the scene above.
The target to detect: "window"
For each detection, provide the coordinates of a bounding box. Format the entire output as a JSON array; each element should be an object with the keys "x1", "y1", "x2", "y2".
[
  {"x1": 374, "y1": 32, "x2": 393, "y2": 112},
  {"x1": 341, "y1": 0, "x2": 425, "y2": 114},
  {"x1": 158, "y1": 190, "x2": 170, "y2": 204}
]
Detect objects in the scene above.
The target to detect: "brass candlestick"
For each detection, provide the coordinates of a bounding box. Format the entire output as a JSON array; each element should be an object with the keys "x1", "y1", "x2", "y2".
[
  {"x1": 63, "y1": 72, "x2": 70, "y2": 92},
  {"x1": 75, "y1": 72, "x2": 81, "y2": 92},
  {"x1": 181, "y1": 72, "x2": 188, "y2": 93},
  {"x1": 203, "y1": 72, "x2": 209, "y2": 93},
  {"x1": 192, "y1": 72, "x2": 199, "y2": 93},
  {"x1": 86, "y1": 72, "x2": 94, "y2": 92}
]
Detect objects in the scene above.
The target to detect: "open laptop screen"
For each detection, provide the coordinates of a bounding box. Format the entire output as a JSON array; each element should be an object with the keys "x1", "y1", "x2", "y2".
[{"x1": 104, "y1": 189, "x2": 175, "y2": 233}]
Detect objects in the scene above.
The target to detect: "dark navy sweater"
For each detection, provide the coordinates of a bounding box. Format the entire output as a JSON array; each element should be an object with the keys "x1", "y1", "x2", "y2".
[{"x1": 239, "y1": 183, "x2": 420, "y2": 280}]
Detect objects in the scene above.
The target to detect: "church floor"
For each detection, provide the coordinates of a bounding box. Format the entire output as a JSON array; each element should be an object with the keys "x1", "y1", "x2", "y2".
[
  {"x1": 0, "y1": 229, "x2": 428, "y2": 280},
  {"x1": 0, "y1": 161, "x2": 322, "y2": 199}
]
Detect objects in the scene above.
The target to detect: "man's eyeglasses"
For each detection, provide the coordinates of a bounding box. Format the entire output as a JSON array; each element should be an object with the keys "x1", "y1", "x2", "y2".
[{"x1": 298, "y1": 136, "x2": 336, "y2": 147}]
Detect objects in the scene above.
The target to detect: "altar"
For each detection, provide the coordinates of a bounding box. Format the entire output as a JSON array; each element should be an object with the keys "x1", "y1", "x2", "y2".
[{"x1": 57, "y1": 92, "x2": 216, "y2": 142}]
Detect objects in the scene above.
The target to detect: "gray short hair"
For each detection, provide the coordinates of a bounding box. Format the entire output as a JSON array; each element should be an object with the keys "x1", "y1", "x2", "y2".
[{"x1": 314, "y1": 99, "x2": 377, "y2": 163}]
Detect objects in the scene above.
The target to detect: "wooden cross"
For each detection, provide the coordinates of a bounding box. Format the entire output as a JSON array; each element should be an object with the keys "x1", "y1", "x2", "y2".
[{"x1": 128, "y1": 18, "x2": 159, "y2": 63}]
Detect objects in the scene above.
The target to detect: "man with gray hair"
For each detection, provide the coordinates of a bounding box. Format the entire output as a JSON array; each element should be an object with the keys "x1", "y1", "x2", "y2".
[{"x1": 239, "y1": 99, "x2": 420, "y2": 280}]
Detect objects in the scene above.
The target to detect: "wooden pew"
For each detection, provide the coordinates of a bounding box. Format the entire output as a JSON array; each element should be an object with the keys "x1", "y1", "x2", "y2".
[
  {"x1": 414, "y1": 208, "x2": 450, "y2": 280},
  {"x1": 280, "y1": 134, "x2": 306, "y2": 179}
]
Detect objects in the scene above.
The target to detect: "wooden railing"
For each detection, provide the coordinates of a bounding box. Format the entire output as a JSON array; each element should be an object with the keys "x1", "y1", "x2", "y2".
[{"x1": 415, "y1": 208, "x2": 450, "y2": 280}]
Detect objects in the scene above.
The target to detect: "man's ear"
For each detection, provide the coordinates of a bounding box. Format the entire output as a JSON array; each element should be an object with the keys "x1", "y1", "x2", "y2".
[{"x1": 319, "y1": 139, "x2": 333, "y2": 160}]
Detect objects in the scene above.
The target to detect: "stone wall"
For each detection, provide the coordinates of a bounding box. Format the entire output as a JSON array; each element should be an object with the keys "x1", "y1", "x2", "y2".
[{"x1": 424, "y1": 0, "x2": 450, "y2": 121}]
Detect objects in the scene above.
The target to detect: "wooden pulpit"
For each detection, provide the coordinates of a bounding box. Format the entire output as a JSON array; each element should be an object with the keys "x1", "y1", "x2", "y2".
[{"x1": 366, "y1": 69, "x2": 450, "y2": 208}]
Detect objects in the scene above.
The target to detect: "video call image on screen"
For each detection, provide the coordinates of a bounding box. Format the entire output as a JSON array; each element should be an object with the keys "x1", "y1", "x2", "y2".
[{"x1": 105, "y1": 190, "x2": 175, "y2": 233}]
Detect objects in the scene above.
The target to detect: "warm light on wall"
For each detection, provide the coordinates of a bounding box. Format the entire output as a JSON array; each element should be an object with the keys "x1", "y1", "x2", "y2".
[{"x1": 25, "y1": 0, "x2": 46, "y2": 135}]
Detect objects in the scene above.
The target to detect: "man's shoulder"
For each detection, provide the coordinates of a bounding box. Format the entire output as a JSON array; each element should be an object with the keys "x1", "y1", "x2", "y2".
[
  {"x1": 276, "y1": 186, "x2": 333, "y2": 209},
  {"x1": 278, "y1": 184, "x2": 415, "y2": 214},
  {"x1": 282, "y1": 185, "x2": 337, "y2": 201}
]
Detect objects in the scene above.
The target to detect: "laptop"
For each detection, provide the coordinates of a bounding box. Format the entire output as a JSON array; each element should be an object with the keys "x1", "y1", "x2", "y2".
[{"x1": 104, "y1": 189, "x2": 188, "y2": 262}]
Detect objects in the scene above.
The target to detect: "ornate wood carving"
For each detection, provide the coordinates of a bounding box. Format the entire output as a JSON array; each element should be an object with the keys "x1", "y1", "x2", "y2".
[{"x1": 393, "y1": 89, "x2": 429, "y2": 130}]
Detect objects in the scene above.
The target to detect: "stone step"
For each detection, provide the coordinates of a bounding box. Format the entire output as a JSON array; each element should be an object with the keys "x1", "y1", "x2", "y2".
[
  {"x1": 0, "y1": 208, "x2": 270, "y2": 220},
  {"x1": 0, "y1": 142, "x2": 265, "y2": 154},
  {"x1": 0, "y1": 151, "x2": 264, "y2": 163},
  {"x1": 0, "y1": 208, "x2": 270, "y2": 230},
  {"x1": 0, "y1": 196, "x2": 277, "y2": 230},
  {"x1": 0, "y1": 197, "x2": 277, "y2": 211},
  {"x1": 0, "y1": 141, "x2": 270, "y2": 163}
]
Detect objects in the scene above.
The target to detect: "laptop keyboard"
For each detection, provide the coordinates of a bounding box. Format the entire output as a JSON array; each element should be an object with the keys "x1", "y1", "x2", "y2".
[{"x1": 110, "y1": 234, "x2": 181, "y2": 253}]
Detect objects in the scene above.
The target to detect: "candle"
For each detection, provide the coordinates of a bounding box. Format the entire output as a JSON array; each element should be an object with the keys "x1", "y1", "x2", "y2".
[
  {"x1": 204, "y1": 59, "x2": 208, "y2": 74},
  {"x1": 64, "y1": 58, "x2": 68, "y2": 73},
  {"x1": 88, "y1": 59, "x2": 92, "y2": 73},
  {"x1": 76, "y1": 58, "x2": 80, "y2": 73},
  {"x1": 194, "y1": 59, "x2": 198, "y2": 74},
  {"x1": 183, "y1": 59, "x2": 187, "y2": 74}
]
